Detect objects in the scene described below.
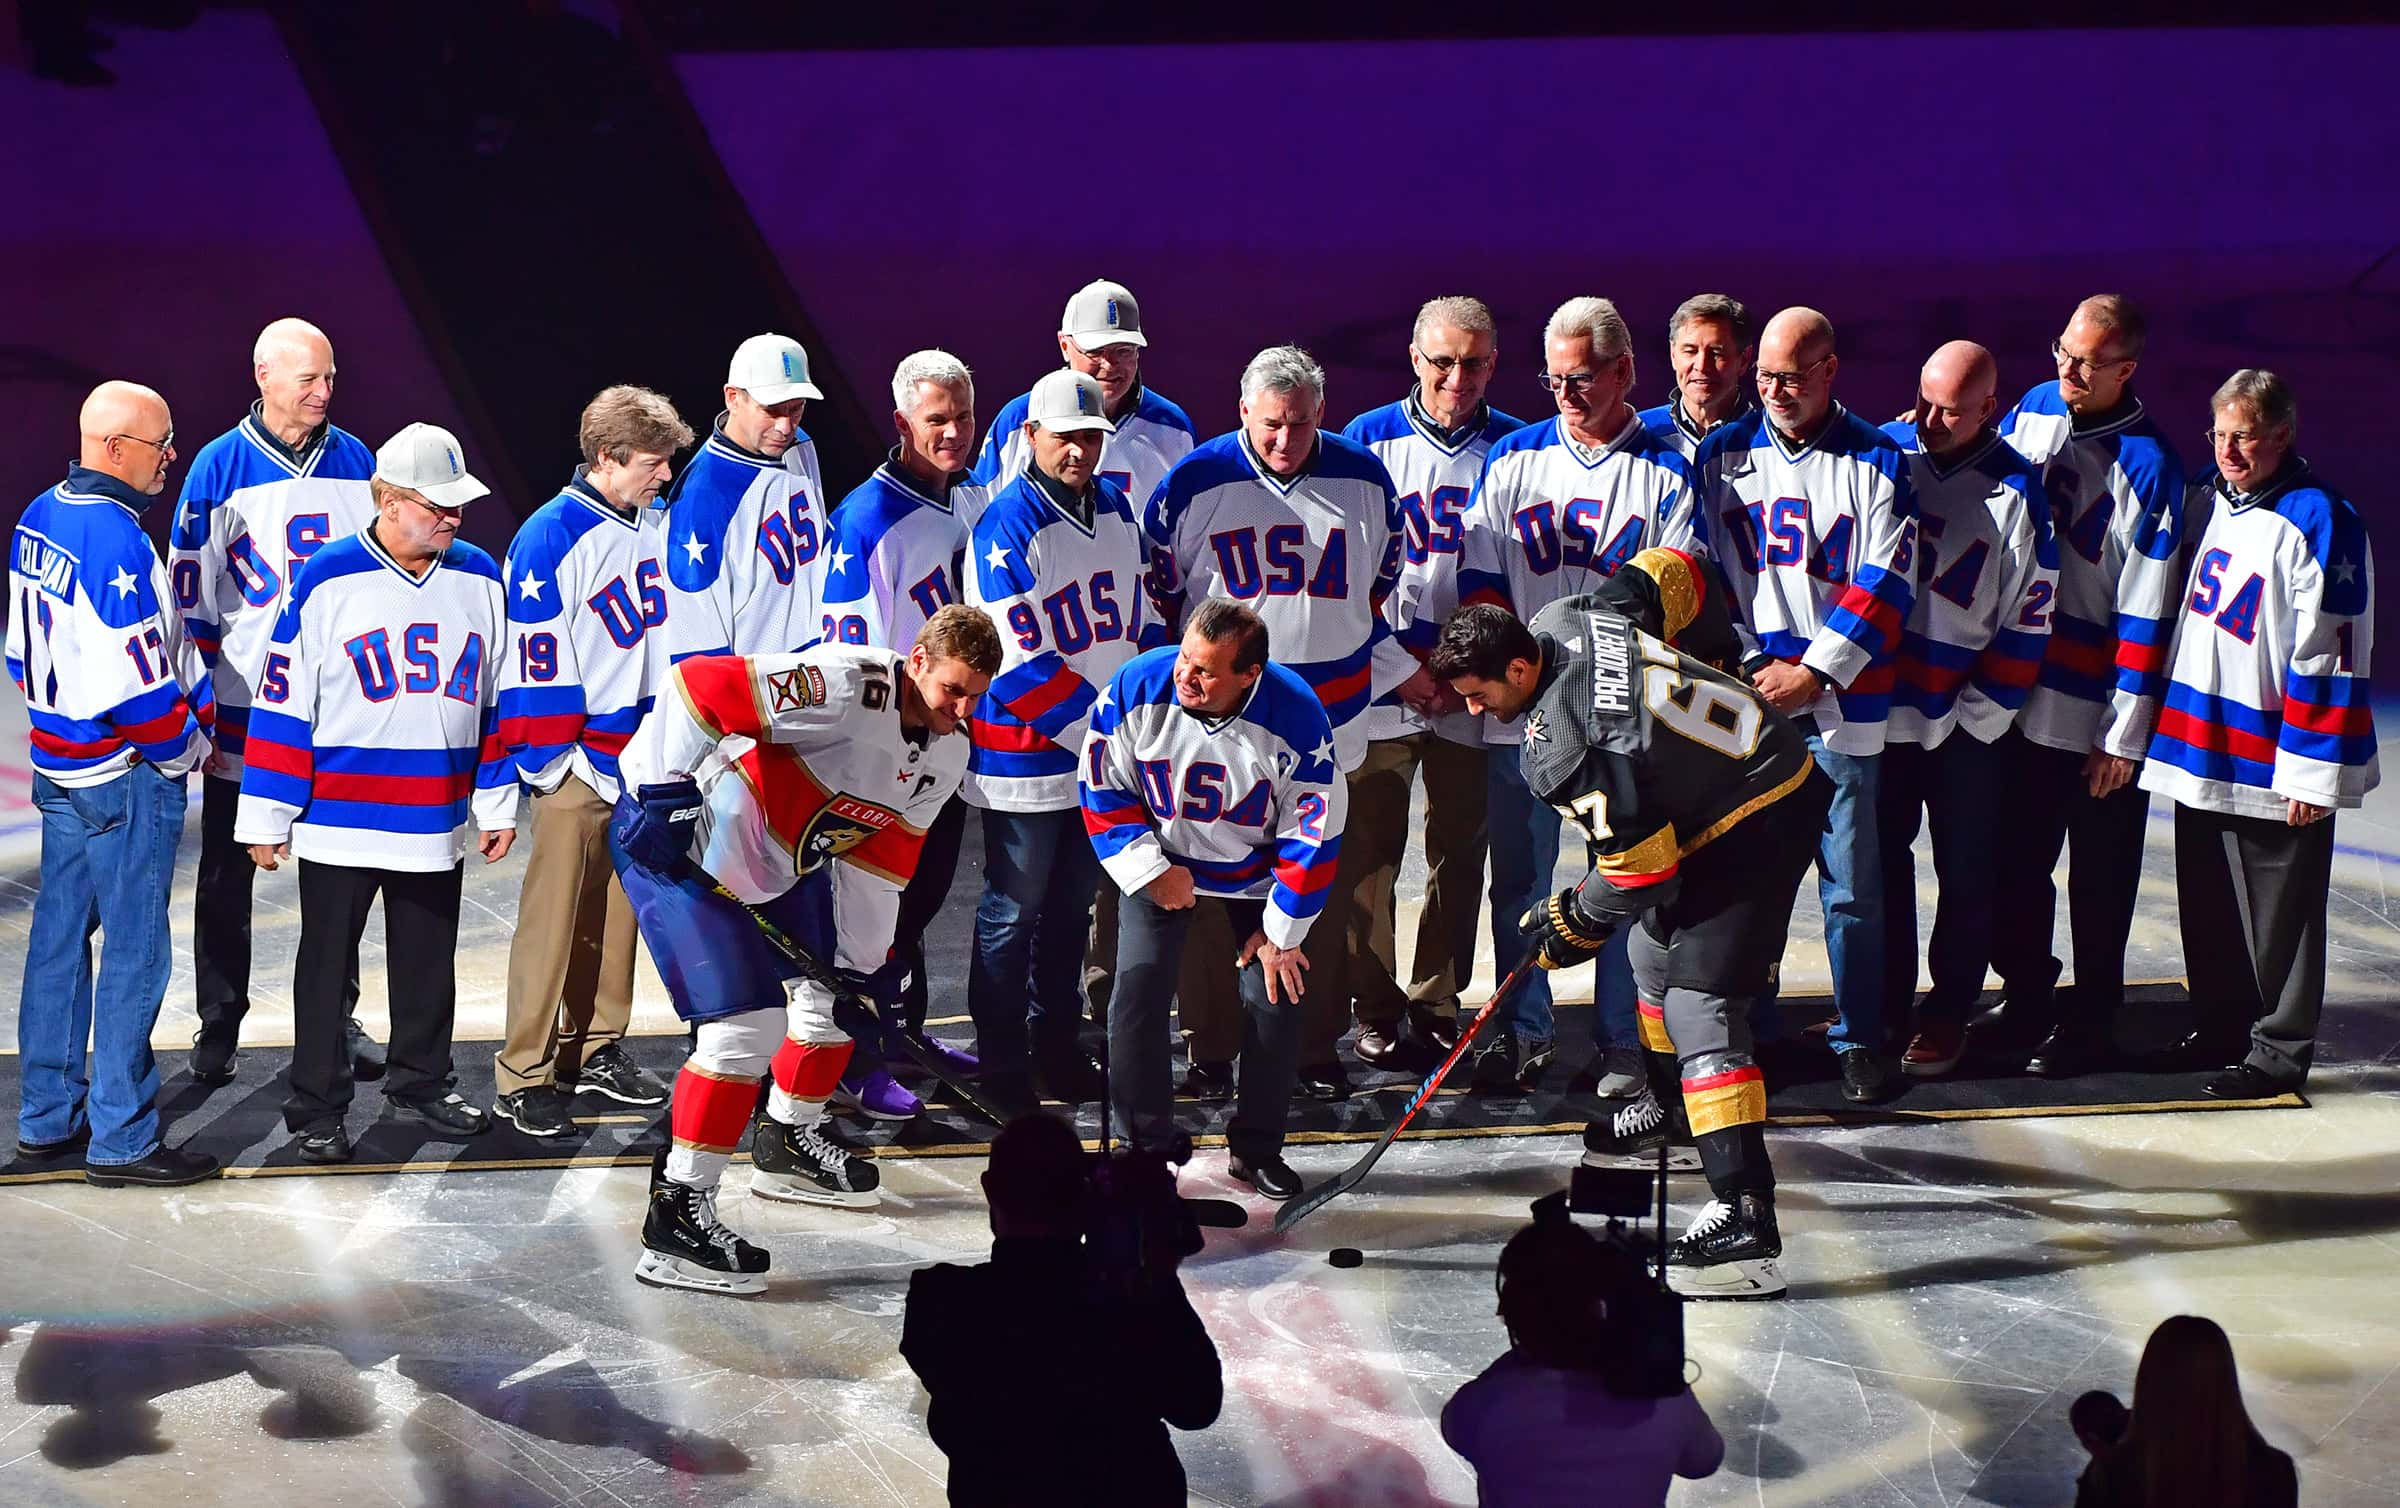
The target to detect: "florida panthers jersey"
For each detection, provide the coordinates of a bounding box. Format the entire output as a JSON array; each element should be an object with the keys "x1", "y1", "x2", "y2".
[
  {"x1": 495, "y1": 476, "x2": 671, "y2": 804},
  {"x1": 1343, "y1": 397, "x2": 1527, "y2": 744},
  {"x1": 620, "y1": 646, "x2": 965, "y2": 972},
  {"x1": 234, "y1": 531, "x2": 516, "y2": 870},
  {"x1": 1880, "y1": 426, "x2": 2058, "y2": 748},
  {"x1": 1143, "y1": 431, "x2": 1413, "y2": 772},
  {"x1": 819, "y1": 458, "x2": 981, "y2": 654},
  {"x1": 1694, "y1": 406, "x2": 1918, "y2": 755},
  {"x1": 974, "y1": 382, "x2": 1197, "y2": 519},
  {"x1": 1999, "y1": 384, "x2": 2187, "y2": 758},
  {"x1": 1637, "y1": 393, "x2": 1759, "y2": 464},
  {"x1": 964, "y1": 471, "x2": 1156, "y2": 812},
  {"x1": 1079, "y1": 648, "x2": 1345, "y2": 949},
  {"x1": 2141, "y1": 465, "x2": 2377, "y2": 820},
  {"x1": 658, "y1": 427, "x2": 828, "y2": 663},
  {"x1": 8, "y1": 469, "x2": 213, "y2": 787},
  {"x1": 167, "y1": 411, "x2": 375, "y2": 777}
]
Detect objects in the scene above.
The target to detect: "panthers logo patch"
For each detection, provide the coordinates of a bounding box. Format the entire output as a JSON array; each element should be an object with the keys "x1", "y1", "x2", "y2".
[{"x1": 794, "y1": 794, "x2": 897, "y2": 874}]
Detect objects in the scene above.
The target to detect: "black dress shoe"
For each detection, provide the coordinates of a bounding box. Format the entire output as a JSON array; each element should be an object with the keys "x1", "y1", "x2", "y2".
[
  {"x1": 17, "y1": 1124, "x2": 90, "y2": 1163},
  {"x1": 1227, "y1": 1154, "x2": 1302, "y2": 1201},
  {"x1": 2025, "y1": 1028, "x2": 2112, "y2": 1079},
  {"x1": 2152, "y1": 1024, "x2": 2252, "y2": 1071},
  {"x1": 190, "y1": 1028, "x2": 240, "y2": 1086},
  {"x1": 85, "y1": 1143, "x2": 223, "y2": 1187},
  {"x1": 1295, "y1": 1061, "x2": 1351, "y2": 1101},
  {"x1": 295, "y1": 1122, "x2": 354, "y2": 1164},
  {"x1": 1407, "y1": 1004, "x2": 1461, "y2": 1055},
  {"x1": 1839, "y1": 1050, "x2": 1896, "y2": 1104},
  {"x1": 347, "y1": 1018, "x2": 386, "y2": 1082},
  {"x1": 1034, "y1": 1048, "x2": 1106, "y2": 1106},
  {"x1": 1352, "y1": 1025, "x2": 1405, "y2": 1068},
  {"x1": 390, "y1": 1092, "x2": 490, "y2": 1137},
  {"x1": 1179, "y1": 1061, "x2": 1235, "y2": 1102},
  {"x1": 2203, "y1": 1062, "x2": 2288, "y2": 1100}
]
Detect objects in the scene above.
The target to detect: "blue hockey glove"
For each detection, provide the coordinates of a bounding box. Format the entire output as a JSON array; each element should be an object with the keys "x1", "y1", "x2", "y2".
[
  {"x1": 1520, "y1": 891, "x2": 1612, "y2": 971},
  {"x1": 621, "y1": 779, "x2": 703, "y2": 872}
]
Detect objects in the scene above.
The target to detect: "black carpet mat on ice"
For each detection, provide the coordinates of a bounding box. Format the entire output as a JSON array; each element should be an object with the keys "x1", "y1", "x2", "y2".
[{"x1": 0, "y1": 982, "x2": 2301, "y2": 1183}]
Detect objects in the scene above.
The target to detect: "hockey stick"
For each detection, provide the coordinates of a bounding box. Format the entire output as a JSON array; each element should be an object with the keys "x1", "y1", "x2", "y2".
[
  {"x1": 704, "y1": 877, "x2": 1013, "y2": 1127},
  {"x1": 1273, "y1": 945, "x2": 1544, "y2": 1234}
]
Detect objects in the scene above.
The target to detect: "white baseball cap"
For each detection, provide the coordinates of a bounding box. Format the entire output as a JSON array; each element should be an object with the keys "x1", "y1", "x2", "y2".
[
  {"x1": 1060, "y1": 279, "x2": 1147, "y2": 350},
  {"x1": 374, "y1": 422, "x2": 488, "y2": 508},
  {"x1": 728, "y1": 333, "x2": 824, "y2": 404},
  {"x1": 1027, "y1": 369, "x2": 1116, "y2": 435}
]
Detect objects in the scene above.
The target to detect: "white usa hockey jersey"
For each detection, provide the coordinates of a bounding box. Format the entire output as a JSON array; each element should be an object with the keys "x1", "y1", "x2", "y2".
[
  {"x1": 1879, "y1": 425, "x2": 2058, "y2": 748},
  {"x1": 1694, "y1": 405, "x2": 1919, "y2": 755},
  {"x1": 8, "y1": 468, "x2": 214, "y2": 787},
  {"x1": 2141, "y1": 464, "x2": 2377, "y2": 819},
  {"x1": 620, "y1": 646, "x2": 965, "y2": 973},
  {"x1": 234, "y1": 530, "x2": 517, "y2": 870},
  {"x1": 1142, "y1": 430, "x2": 1413, "y2": 772},
  {"x1": 496, "y1": 475, "x2": 671, "y2": 804},
  {"x1": 1999, "y1": 383, "x2": 2187, "y2": 759},
  {"x1": 1342, "y1": 396, "x2": 1528, "y2": 744},
  {"x1": 1079, "y1": 647, "x2": 1346, "y2": 949},
  {"x1": 818, "y1": 456, "x2": 982, "y2": 653},
  {"x1": 658, "y1": 425, "x2": 829, "y2": 663},
  {"x1": 964, "y1": 469, "x2": 1157, "y2": 812},
  {"x1": 974, "y1": 381, "x2": 1197, "y2": 522},
  {"x1": 167, "y1": 409, "x2": 375, "y2": 778}
]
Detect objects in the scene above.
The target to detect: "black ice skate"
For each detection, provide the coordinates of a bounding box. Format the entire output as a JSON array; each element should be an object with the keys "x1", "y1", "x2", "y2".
[
  {"x1": 635, "y1": 1150, "x2": 769, "y2": 1296},
  {"x1": 1665, "y1": 1193, "x2": 1785, "y2": 1301},
  {"x1": 1580, "y1": 1086, "x2": 1701, "y2": 1172},
  {"x1": 749, "y1": 1114, "x2": 880, "y2": 1209}
]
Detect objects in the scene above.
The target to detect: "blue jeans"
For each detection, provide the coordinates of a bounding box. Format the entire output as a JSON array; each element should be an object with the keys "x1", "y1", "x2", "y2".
[
  {"x1": 969, "y1": 806, "x2": 1103, "y2": 1073},
  {"x1": 1485, "y1": 749, "x2": 1637, "y2": 1047},
  {"x1": 18, "y1": 766, "x2": 187, "y2": 1165},
  {"x1": 1760, "y1": 732, "x2": 1885, "y2": 1053}
]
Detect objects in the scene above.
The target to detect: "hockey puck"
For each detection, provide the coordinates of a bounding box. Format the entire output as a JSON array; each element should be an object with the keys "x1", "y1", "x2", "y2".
[{"x1": 1327, "y1": 1247, "x2": 1364, "y2": 1268}]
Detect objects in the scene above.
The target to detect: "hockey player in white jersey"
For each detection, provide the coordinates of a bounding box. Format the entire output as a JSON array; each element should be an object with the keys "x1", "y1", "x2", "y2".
[
  {"x1": 1637, "y1": 294, "x2": 1761, "y2": 463},
  {"x1": 659, "y1": 334, "x2": 829, "y2": 663},
  {"x1": 1335, "y1": 296, "x2": 1526, "y2": 1078},
  {"x1": 1873, "y1": 345, "x2": 2058, "y2": 1079},
  {"x1": 818, "y1": 350, "x2": 989, "y2": 1120},
  {"x1": 1694, "y1": 307, "x2": 1918, "y2": 1104},
  {"x1": 168, "y1": 318, "x2": 378, "y2": 1084},
  {"x1": 1987, "y1": 295, "x2": 2187, "y2": 1077},
  {"x1": 964, "y1": 369, "x2": 1156, "y2": 1112},
  {"x1": 2141, "y1": 371, "x2": 2373, "y2": 1098},
  {"x1": 610, "y1": 606, "x2": 1000, "y2": 1294},
  {"x1": 973, "y1": 278, "x2": 1197, "y2": 517},
  {"x1": 235, "y1": 425, "x2": 519, "y2": 1162},
  {"x1": 1456, "y1": 297, "x2": 1696, "y2": 1096}
]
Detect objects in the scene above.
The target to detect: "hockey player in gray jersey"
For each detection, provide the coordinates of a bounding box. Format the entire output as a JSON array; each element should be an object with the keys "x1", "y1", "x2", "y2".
[{"x1": 1430, "y1": 557, "x2": 1831, "y2": 1299}]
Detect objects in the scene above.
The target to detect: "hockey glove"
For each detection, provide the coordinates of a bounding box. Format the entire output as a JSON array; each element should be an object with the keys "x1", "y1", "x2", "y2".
[
  {"x1": 1520, "y1": 891, "x2": 1612, "y2": 971},
  {"x1": 621, "y1": 779, "x2": 703, "y2": 873}
]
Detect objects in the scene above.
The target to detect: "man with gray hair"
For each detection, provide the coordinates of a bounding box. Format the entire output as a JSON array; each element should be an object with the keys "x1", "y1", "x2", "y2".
[
  {"x1": 1145, "y1": 344, "x2": 1427, "y2": 1098},
  {"x1": 817, "y1": 349, "x2": 990, "y2": 1120},
  {"x1": 169, "y1": 317, "x2": 380, "y2": 1086},
  {"x1": 1640, "y1": 294, "x2": 1759, "y2": 461},
  {"x1": 1333, "y1": 297, "x2": 1528, "y2": 1070},
  {"x1": 2140, "y1": 371, "x2": 2373, "y2": 1098},
  {"x1": 1456, "y1": 295, "x2": 1698, "y2": 1094}
]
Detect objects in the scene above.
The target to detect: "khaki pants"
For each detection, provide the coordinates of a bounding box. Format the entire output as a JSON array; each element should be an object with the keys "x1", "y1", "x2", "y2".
[
  {"x1": 1317, "y1": 734, "x2": 1490, "y2": 1039},
  {"x1": 494, "y1": 776, "x2": 639, "y2": 1094}
]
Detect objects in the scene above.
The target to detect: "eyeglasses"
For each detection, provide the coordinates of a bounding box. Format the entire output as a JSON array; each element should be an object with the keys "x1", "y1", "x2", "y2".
[
  {"x1": 108, "y1": 430, "x2": 174, "y2": 452},
  {"x1": 404, "y1": 492, "x2": 466, "y2": 519},
  {"x1": 2205, "y1": 427, "x2": 2276, "y2": 450},
  {"x1": 2051, "y1": 339, "x2": 2130, "y2": 377},
  {"x1": 1418, "y1": 353, "x2": 1493, "y2": 377},
  {"x1": 1755, "y1": 355, "x2": 1831, "y2": 392},
  {"x1": 1538, "y1": 370, "x2": 1600, "y2": 396}
]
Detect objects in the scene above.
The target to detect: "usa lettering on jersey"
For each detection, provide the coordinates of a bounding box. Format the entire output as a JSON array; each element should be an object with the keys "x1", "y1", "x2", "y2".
[
  {"x1": 819, "y1": 463, "x2": 981, "y2": 654},
  {"x1": 659, "y1": 430, "x2": 830, "y2": 663},
  {"x1": 1079, "y1": 648, "x2": 1346, "y2": 948}
]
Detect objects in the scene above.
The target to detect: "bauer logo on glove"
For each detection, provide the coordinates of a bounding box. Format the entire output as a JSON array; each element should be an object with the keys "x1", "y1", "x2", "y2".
[{"x1": 1521, "y1": 891, "x2": 1612, "y2": 970}]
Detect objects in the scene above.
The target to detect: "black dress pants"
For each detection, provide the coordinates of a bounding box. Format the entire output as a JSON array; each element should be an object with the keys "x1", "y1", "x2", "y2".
[
  {"x1": 2173, "y1": 803, "x2": 2333, "y2": 1086},
  {"x1": 283, "y1": 859, "x2": 463, "y2": 1131},
  {"x1": 1988, "y1": 730, "x2": 2149, "y2": 1034}
]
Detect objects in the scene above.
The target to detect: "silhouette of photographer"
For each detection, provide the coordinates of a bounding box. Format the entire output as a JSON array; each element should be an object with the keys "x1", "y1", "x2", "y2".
[
  {"x1": 901, "y1": 1114, "x2": 1223, "y2": 1506},
  {"x1": 1443, "y1": 1202, "x2": 1723, "y2": 1506}
]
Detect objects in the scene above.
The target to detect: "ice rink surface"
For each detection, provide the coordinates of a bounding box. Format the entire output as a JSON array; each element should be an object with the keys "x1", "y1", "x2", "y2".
[{"x1": 4, "y1": 702, "x2": 2399, "y2": 1506}]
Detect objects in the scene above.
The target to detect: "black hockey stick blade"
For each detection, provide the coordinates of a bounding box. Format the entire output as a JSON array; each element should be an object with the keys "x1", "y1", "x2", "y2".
[
  {"x1": 1183, "y1": 1196, "x2": 1248, "y2": 1229},
  {"x1": 1273, "y1": 947, "x2": 1544, "y2": 1235},
  {"x1": 706, "y1": 876, "x2": 1013, "y2": 1126}
]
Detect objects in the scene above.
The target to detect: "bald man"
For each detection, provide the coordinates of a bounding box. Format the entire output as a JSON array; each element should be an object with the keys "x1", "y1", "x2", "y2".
[
  {"x1": 8, "y1": 384, "x2": 221, "y2": 1185},
  {"x1": 169, "y1": 318, "x2": 380, "y2": 1085},
  {"x1": 1874, "y1": 345, "x2": 2059, "y2": 1076},
  {"x1": 1695, "y1": 308, "x2": 1918, "y2": 1103}
]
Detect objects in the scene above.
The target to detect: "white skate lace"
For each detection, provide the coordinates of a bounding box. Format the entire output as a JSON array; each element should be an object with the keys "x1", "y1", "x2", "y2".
[
  {"x1": 692, "y1": 1186, "x2": 744, "y2": 1249},
  {"x1": 794, "y1": 1123, "x2": 853, "y2": 1184},
  {"x1": 1683, "y1": 1199, "x2": 1733, "y2": 1240},
  {"x1": 1614, "y1": 1091, "x2": 1665, "y2": 1139}
]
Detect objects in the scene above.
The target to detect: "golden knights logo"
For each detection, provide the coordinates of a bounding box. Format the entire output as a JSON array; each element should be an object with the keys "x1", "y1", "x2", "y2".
[{"x1": 794, "y1": 793, "x2": 897, "y2": 875}]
